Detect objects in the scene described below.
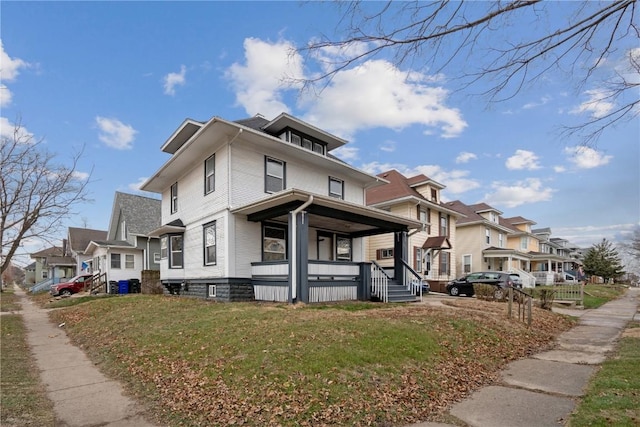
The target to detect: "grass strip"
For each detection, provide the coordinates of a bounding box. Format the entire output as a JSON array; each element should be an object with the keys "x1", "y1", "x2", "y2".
[
  {"x1": 0, "y1": 313, "x2": 57, "y2": 426},
  {"x1": 569, "y1": 329, "x2": 640, "y2": 426}
]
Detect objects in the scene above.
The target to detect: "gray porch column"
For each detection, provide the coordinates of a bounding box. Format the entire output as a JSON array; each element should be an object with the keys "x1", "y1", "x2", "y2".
[
  {"x1": 394, "y1": 231, "x2": 408, "y2": 284},
  {"x1": 288, "y1": 211, "x2": 309, "y2": 303}
]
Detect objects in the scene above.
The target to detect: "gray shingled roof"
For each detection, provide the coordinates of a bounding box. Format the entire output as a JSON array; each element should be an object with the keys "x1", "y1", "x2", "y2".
[
  {"x1": 108, "y1": 192, "x2": 161, "y2": 239},
  {"x1": 68, "y1": 227, "x2": 107, "y2": 253}
]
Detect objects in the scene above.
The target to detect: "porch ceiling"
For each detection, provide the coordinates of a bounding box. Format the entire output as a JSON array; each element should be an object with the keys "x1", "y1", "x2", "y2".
[{"x1": 232, "y1": 189, "x2": 422, "y2": 238}]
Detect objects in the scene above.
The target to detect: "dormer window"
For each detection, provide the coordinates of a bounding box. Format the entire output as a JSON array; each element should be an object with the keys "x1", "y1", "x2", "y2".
[
  {"x1": 431, "y1": 189, "x2": 437, "y2": 202},
  {"x1": 279, "y1": 129, "x2": 326, "y2": 155}
]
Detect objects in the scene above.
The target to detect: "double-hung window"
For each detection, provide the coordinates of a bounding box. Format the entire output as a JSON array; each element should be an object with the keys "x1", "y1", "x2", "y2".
[
  {"x1": 463, "y1": 254, "x2": 472, "y2": 273},
  {"x1": 160, "y1": 236, "x2": 168, "y2": 259},
  {"x1": 111, "y1": 253, "x2": 121, "y2": 269},
  {"x1": 336, "y1": 236, "x2": 351, "y2": 261},
  {"x1": 169, "y1": 235, "x2": 183, "y2": 269},
  {"x1": 440, "y1": 252, "x2": 450, "y2": 275},
  {"x1": 329, "y1": 177, "x2": 344, "y2": 199},
  {"x1": 170, "y1": 183, "x2": 178, "y2": 214},
  {"x1": 265, "y1": 157, "x2": 285, "y2": 193},
  {"x1": 125, "y1": 254, "x2": 134, "y2": 269},
  {"x1": 440, "y1": 214, "x2": 448, "y2": 236},
  {"x1": 485, "y1": 228, "x2": 491, "y2": 245},
  {"x1": 203, "y1": 221, "x2": 216, "y2": 265},
  {"x1": 205, "y1": 154, "x2": 215, "y2": 194}
]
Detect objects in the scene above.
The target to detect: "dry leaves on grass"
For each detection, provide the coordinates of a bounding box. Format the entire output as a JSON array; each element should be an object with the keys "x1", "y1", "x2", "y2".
[{"x1": 49, "y1": 298, "x2": 576, "y2": 426}]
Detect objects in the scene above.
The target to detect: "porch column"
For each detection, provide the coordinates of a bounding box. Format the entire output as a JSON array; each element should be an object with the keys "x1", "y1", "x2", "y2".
[
  {"x1": 288, "y1": 210, "x2": 309, "y2": 303},
  {"x1": 394, "y1": 231, "x2": 408, "y2": 284}
]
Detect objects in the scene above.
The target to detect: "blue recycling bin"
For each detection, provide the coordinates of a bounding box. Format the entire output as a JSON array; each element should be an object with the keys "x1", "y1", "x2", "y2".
[{"x1": 118, "y1": 280, "x2": 129, "y2": 294}]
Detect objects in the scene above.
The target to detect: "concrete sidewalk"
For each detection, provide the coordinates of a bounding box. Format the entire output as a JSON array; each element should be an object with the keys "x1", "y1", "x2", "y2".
[
  {"x1": 411, "y1": 287, "x2": 640, "y2": 427},
  {"x1": 13, "y1": 285, "x2": 160, "y2": 427}
]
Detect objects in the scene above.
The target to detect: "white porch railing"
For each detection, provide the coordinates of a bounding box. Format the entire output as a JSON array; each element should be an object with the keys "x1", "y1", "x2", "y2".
[
  {"x1": 371, "y1": 261, "x2": 389, "y2": 302},
  {"x1": 400, "y1": 259, "x2": 423, "y2": 302}
]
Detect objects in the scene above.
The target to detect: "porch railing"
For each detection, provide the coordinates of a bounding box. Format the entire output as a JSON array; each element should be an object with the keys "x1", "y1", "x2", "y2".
[
  {"x1": 370, "y1": 260, "x2": 389, "y2": 302},
  {"x1": 400, "y1": 259, "x2": 423, "y2": 301}
]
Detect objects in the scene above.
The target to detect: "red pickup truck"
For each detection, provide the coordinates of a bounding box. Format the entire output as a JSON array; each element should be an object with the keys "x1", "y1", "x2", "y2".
[{"x1": 50, "y1": 274, "x2": 93, "y2": 297}]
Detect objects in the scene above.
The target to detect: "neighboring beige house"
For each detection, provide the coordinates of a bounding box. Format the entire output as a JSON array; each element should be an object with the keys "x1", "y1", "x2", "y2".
[{"x1": 365, "y1": 170, "x2": 462, "y2": 293}]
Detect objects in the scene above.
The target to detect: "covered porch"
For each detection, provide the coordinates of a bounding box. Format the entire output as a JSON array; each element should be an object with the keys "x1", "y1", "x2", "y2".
[{"x1": 232, "y1": 189, "x2": 423, "y2": 303}]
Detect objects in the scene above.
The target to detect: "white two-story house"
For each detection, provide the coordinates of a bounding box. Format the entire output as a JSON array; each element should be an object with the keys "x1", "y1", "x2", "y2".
[{"x1": 141, "y1": 113, "x2": 422, "y2": 303}]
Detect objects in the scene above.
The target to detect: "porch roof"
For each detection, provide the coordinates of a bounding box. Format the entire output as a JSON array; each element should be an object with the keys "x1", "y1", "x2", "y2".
[{"x1": 231, "y1": 188, "x2": 422, "y2": 238}]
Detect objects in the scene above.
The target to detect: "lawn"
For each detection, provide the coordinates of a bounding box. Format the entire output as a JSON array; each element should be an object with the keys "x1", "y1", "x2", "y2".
[
  {"x1": 0, "y1": 289, "x2": 58, "y2": 426},
  {"x1": 47, "y1": 295, "x2": 575, "y2": 426},
  {"x1": 569, "y1": 322, "x2": 640, "y2": 426}
]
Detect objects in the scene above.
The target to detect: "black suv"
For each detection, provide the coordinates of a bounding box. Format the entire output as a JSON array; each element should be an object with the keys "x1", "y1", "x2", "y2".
[{"x1": 446, "y1": 271, "x2": 519, "y2": 298}]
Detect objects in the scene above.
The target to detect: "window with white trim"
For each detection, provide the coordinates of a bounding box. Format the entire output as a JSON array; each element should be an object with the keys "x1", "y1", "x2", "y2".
[
  {"x1": 205, "y1": 154, "x2": 215, "y2": 194},
  {"x1": 153, "y1": 252, "x2": 160, "y2": 263},
  {"x1": 485, "y1": 228, "x2": 491, "y2": 244},
  {"x1": 463, "y1": 254, "x2": 472, "y2": 273},
  {"x1": 376, "y1": 248, "x2": 394, "y2": 259},
  {"x1": 520, "y1": 236, "x2": 529, "y2": 250},
  {"x1": 498, "y1": 233, "x2": 504, "y2": 248},
  {"x1": 208, "y1": 285, "x2": 217, "y2": 297},
  {"x1": 265, "y1": 157, "x2": 285, "y2": 193},
  {"x1": 414, "y1": 247, "x2": 423, "y2": 272},
  {"x1": 203, "y1": 221, "x2": 217, "y2": 265},
  {"x1": 125, "y1": 254, "x2": 134, "y2": 269}
]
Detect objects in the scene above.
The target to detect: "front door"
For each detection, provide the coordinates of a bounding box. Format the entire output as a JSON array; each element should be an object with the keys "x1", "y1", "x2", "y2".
[{"x1": 317, "y1": 232, "x2": 333, "y2": 261}]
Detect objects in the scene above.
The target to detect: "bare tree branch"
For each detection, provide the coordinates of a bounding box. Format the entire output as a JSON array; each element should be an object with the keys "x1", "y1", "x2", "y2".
[
  {"x1": 295, "y1": 0, "x2": 639, "y2": 144},
  {"x1": 0, "y1": 117, "x2": 92, "y2": 288}
]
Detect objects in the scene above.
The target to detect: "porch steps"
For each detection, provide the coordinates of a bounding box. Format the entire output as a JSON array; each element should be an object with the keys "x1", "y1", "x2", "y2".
[{"x1": 386, "y1": 281, "x2": 420, "y2": 303}]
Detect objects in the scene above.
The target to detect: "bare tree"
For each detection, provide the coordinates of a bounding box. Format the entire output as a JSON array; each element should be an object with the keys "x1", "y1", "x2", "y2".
[
  {"x1": 297, "y1": 0, "x2": 639, "y2": 144},
  {"x1": 0, "y1": 118, "x2": 91, "y2": 290}
]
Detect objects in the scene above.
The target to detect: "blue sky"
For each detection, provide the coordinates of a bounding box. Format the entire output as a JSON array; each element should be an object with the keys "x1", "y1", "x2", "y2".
[{"x1": 2, "y1": 1, "x2": 638, "y2": 263}]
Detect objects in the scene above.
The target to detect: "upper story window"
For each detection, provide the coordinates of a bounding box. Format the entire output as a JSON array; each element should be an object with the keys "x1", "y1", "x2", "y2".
[
  {"x1": 498, "y1": 233, "x2": 504, "y2": 248},
  {"x1": 170, "y1": 182, "x2": 178, "y2": 214},
  {"x1": 440, "y1": 214, "x2": 449, "y2": 236},
  {"x1": 279, "y1": 129, "x2": 326, "y2": 155},
  {"x1": 490, "y1": 212, "x2": 498, "y2": 223},
  {"x1": 265, "y1": 157, "x2": 285, "y2": 193},
  {"x1": 431, "y1": 189, "x2": 438, "y2": 202},
  {"x1": 520, "y1": 236, "x2": 529, "y2": 250},
  {"x1": 329, "y1": 177, "x2": 344, "y2": 199},
  {"x1": 204, "y1": 154, "x2": 215, "y2": 194},
  {"x1": 485, "y1": 228, "x2": 491, "y2": 244}
]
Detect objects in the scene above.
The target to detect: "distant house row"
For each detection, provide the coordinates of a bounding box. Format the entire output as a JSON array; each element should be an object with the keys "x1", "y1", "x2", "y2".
[{"x1": 28, "y1": 112, "x2": 583, "y2": 301}]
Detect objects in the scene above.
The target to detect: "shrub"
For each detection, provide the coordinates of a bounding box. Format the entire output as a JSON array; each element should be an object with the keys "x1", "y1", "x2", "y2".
[{"x1": 538, "y1": 288, "x2": 555, "y2": 310}]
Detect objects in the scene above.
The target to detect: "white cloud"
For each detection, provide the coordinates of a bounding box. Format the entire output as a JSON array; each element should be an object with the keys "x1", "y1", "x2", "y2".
[
  {"x1": 331, "y1": 146, "x2": 359, "y2": 162},
  {"x1": 225, "y1": 37, "x2": 304, "y2": 118},
  {"x1": 483, "y1": 178, "x2": 554, "y2": 208},
  {"x1": 564, "y1": 146, "x2": 612, "y2": 169},
  {"x1": 570, "y1": 88, "x2": 615, "y2": 119},
  {"x1": 95, "y1": 116, "x2": 137, "y2": 150},
  {"x1": 505, "y1": 149, "x2": 542, "y2": 170},
  {"x1": 554, "y1": 165, "x2": 566, "y2": 173},
  {"x1": 455, "y1": 151, "x2": 477, "y2": 164},
  {"x1": 0, "y1": 39, "x2": 29, "y2": 107},
  {"x1": 0, "y1": 116, "x2": 33, "y2": 141},
  {"x1": 72, "y1": 171, "x2": 90, "y2": 181},
  {"x1": 379, "y1": 140, "x2": 396, "y2": 152},
  {"x1": 163, "y1": 65, "x2": 187, "y2": 96},
  {"x1": 302, "y1": 59, "x2": 467, "y2": 140},
  {"x1": 226, "y1": 37, "x2": 467, "y2": 140},
  {"x1": 522, "y1": 95, "x2": 551, "y2": 110},
  {"x1": 129, "y1": 177, "x2": 149, "y2": 192}
]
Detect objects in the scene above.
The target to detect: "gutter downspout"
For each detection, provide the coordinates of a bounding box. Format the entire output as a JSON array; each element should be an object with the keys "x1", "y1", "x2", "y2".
[
  {"x1": 290, "y1": 195, "x2": 313, "y2": 302},
  {"x1": 226, "y1": 128, "x2": 243, "y2": 278}
]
